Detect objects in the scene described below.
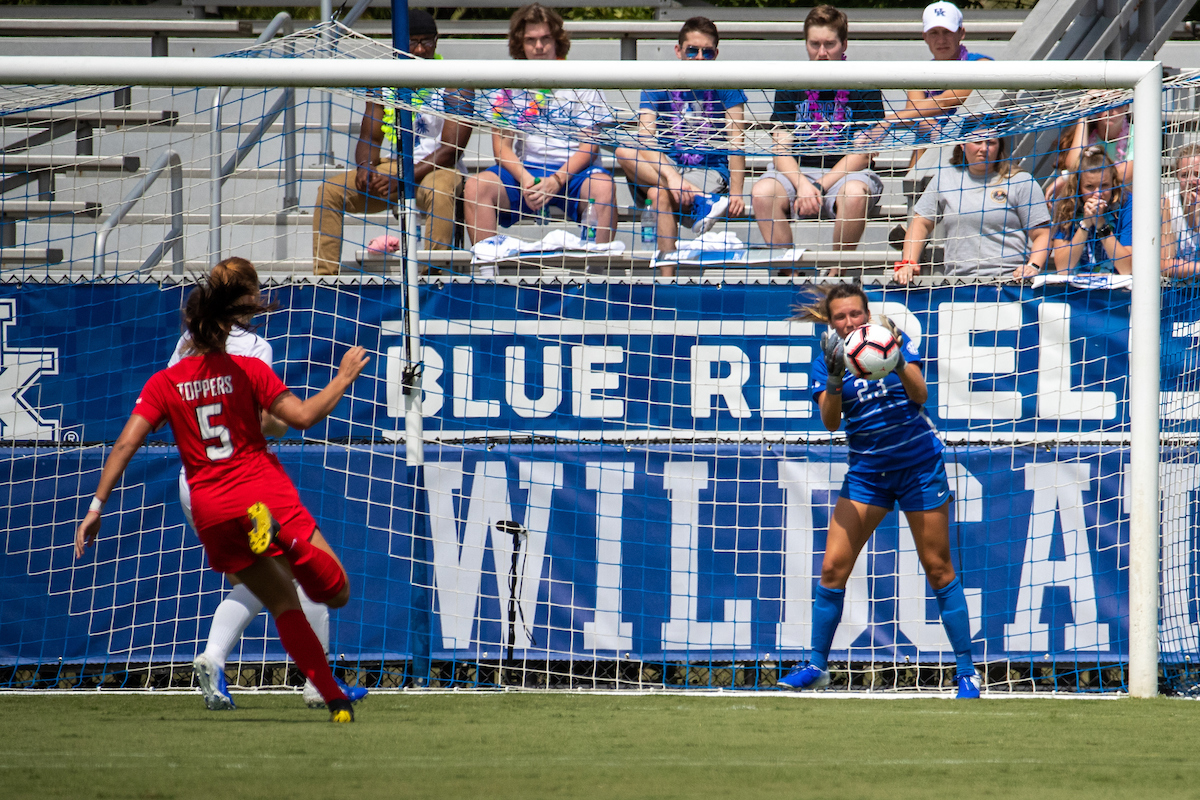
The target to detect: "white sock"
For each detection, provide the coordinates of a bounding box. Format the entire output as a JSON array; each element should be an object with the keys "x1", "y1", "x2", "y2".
[
  {"x1": 297, "y1": 582, "x2": 330, "y2": 655},
  {"x1": 202, "y1": 583, "x2": 263, "y2": 670}
]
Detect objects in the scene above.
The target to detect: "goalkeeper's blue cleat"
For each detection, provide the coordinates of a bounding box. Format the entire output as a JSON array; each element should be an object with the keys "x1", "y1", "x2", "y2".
[
  {"x1": 193, "y1": 654, "x2": 235, "y2": 710},
  {"x1": 305, "y1": 676, "x2": 369, "y2": 708},
  {"x1": 778, "y1": 663, "x2": 830, "y2": 691},
  {"x1": 688, "y1": 193, "x2": 729, "y2": 234},
  {"x1": 956, "y1": 672, "x2": 981, "y2": 699}
]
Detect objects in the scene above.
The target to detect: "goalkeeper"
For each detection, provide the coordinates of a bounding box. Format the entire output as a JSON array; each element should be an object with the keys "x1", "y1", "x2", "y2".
[
  {"x1": 781, "y1": 283, "x2": 980, "y2": 699},
  {"x1": 75, "y1": 269, "x2": 370, "y2": 722}
]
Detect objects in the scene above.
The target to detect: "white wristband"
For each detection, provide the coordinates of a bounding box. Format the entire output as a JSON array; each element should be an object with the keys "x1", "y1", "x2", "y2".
[{"x1": 88, "y1": 497, "x2": 104, "y2": 515}]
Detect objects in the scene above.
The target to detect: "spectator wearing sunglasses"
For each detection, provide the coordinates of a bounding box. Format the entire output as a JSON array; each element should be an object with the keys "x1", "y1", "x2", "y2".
[
  {"x1": 614, "y1": 17, "x2": 747, "y2": 275},
  {"x1": 752, "y1": 5, "x2": 885, "y2": 274}
]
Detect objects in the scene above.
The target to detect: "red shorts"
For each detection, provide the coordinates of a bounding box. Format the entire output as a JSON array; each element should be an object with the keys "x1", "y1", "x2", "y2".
[{"x1": 196, "y1": 495, "x2": 317, "y2": 574}]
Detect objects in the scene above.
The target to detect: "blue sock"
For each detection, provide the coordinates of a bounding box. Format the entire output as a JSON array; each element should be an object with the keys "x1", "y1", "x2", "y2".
[
  {"x1": 934, "y1": 576, "x2": 975, "y2": 676},
  {"x1": 810, "y1": 584, "x2": 845, "y2": 671}
]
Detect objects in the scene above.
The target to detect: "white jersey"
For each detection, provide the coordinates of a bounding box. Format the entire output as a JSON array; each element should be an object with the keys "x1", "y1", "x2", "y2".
[
  {"x1": 169, "y1": 326, "x2": 273, "y2": 368},
  {"x1": 486, "y1": 88, "x2": 610, "y2": 167},
  {"x1": 172, "y1": 327, "x2": 274, "y2": 529}
]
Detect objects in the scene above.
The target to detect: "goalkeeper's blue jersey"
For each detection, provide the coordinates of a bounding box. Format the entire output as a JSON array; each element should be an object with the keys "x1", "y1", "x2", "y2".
[{"x1": 810, "y1": 330, "x2": 943, "y2": 472}]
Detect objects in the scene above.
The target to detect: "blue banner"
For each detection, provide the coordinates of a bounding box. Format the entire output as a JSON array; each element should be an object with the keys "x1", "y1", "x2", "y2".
[
  {"x1": 0, "y1": 280, "x2": 1169, "y2": 443},
  {"x1": 0, "y1": 443, "x2": 1150, "y2": 665},
  {"x1": 0, "y1": 280, "x2": 1194, "y2": 670}
]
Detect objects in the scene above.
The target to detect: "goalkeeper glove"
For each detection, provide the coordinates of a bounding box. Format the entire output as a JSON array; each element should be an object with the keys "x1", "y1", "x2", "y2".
[
  {"x1": 821, "y1": 330, "x2": 845, "y2": 393},
  {"x1": 877, "y1": 314, "x2": 907, "y2": 369}
]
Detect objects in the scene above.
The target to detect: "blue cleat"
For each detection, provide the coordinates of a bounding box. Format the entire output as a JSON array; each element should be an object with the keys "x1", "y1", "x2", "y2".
[
  {"x1": 336, "y1": 676, "x2": 369, "y2": 703},
  {"x1": 193, "y1": 654, "x2": 235, "y2": 710},
  {"x1": 688, "y1": 193, "x2": 729, "y2": 234},
  {"x1": 956, "y1": 672, "x2": 981, "y2": 699},
  {"x1": 305, "y1": 675, "x2": 369, "y2": 708},
  {"x1": 778, "y1": 663, "x2": 831, "y2": 691}
]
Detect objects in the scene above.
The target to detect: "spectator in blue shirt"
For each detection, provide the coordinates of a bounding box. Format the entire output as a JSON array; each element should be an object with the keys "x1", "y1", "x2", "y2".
[
  {"x1": 752, "y1": 5, "x2": 885, "y2": 274},
  {"x1": 1051, "y1": 146, "x2": 1132, "y2": 275},
  {"x1": 614, "y1": 17, "x2": 747, "y2": 275}
]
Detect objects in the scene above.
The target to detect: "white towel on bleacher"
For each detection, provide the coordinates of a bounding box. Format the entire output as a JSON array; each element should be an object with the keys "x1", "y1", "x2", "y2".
[
  {"x1": 654, "y1": 232, "x2": 747, "y2": 266},
  {"x1": 471, "y1": 232, "x2": 627, "y2": 264}
]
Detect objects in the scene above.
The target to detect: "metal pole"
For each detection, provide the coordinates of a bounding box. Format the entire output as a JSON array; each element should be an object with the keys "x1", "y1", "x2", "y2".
[
  {"x1": 1127, "y1": 62, "x2": 1163, "y2": 699},
  {"x1": 393, "y1": 0, "x2": 424, "y2": 470},
  {"x1": 0, "y1": 58, "x2": 1158, "y2": 92},
  {"x1": 209, "y1": 88, "x2": 227, "y2": 267},
  {"x1": 319, "y1": 0, "x2": 337, "y2": 165}
]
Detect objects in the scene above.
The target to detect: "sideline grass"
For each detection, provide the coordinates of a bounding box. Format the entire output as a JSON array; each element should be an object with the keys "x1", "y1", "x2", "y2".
[{"x1": 3, "y1": 693, "x2": 1200, "y2": 799}]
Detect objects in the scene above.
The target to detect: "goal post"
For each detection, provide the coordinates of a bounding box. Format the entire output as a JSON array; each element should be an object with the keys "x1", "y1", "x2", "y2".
[{"x1": 0, "y1": 50, "x2": 1172, "y2": 696}]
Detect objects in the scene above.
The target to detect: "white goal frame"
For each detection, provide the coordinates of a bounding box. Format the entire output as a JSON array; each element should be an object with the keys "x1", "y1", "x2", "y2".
[{"x1": 0, "y1": 55, "x2": 1163, "y2": 697}]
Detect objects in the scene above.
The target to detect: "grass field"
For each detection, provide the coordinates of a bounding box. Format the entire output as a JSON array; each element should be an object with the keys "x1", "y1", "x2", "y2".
[{"x1": 3, "y1": 692, "x2": 1200, "y2": 799}]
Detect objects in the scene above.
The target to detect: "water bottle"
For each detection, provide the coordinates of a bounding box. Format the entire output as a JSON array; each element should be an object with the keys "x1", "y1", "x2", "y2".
[
  {"x1": 532, "y1": 177, "x2": 549, "y2": 225},
  {"x1": 581, "y1": 198, "x2": 598, "y2": 243},
  {"x1": 639, "y1": 198, "x2": 656, "y2": 246}
]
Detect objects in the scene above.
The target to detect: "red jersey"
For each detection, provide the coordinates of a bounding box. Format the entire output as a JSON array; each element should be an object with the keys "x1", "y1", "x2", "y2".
[{"x1": 133, "y1": 353, "x2": 299, "y2": 534}]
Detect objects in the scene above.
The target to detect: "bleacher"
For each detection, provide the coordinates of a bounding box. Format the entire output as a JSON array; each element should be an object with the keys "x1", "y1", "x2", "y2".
[{"x1": 1, "y1": 2, "x2": 1195, "y2": 279}]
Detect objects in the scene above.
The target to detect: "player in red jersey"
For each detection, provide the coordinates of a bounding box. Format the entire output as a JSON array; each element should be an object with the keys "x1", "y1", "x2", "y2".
[{"x1": 74, "y1": 273, "x2": 369, "y2": 723}]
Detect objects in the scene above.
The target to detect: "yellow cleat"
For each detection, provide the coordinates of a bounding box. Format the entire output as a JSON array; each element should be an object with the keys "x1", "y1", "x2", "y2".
[
  {"x1": 246, "y1": 502, "x2": 279, "y2": 555},
  {"x1": 328, "y1": 698, "x2": 354, "y2": 723}
]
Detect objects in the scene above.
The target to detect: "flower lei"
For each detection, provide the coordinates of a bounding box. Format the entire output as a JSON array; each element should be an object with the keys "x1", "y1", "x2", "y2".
[
  {"x1": 489, "y1": 89, "x2": 551, "y2": 124},
  {"x1": 668, "y1": 89, "x2": 718, "y2": 166},
  {"x1": 804, "y1": 89, "x2": 851, "y2": 144}
]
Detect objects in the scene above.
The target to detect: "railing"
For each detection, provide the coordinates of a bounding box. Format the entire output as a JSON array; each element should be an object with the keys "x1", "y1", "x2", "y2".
[
  {"x1": 93, "y1": 150, "x2": 183, "y2": 276},
  {"x1": 208, "y1": 11, "x2": 296, "y2": 266}
]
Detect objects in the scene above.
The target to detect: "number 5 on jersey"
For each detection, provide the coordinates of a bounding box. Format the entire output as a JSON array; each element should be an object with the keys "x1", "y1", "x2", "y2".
[{"x1": 196, "y1": 403, "x2": 233, "y2": 460}]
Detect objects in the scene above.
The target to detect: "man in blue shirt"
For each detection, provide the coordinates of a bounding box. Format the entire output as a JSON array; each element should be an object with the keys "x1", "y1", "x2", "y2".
[{"x1": 614, "y1": 17, "x2": 747, "y2": 275}]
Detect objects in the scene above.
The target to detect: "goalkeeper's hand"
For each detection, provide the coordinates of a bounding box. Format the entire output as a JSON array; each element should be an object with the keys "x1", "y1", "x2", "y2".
[
  {"x1": 821, "y1": 330, "x2": 845, "y2": 393},
  {"x1": 877, "y1": 314, "x2": 907, "y2": 369}
]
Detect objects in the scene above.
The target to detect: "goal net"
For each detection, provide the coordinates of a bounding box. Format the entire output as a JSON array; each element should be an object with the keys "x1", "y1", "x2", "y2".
[{"x1": 0, "y1": 22, "x2": 1188, "y2": 696}]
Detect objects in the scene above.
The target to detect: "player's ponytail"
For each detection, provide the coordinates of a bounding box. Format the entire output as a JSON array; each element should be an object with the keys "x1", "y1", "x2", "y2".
[
  {"x1": 792, "y1": 282, "x2": 869, "y2": 324},
  {"x1": 209, "y1": 256, "x2": 260, "y2": 296},
  {"x1": 183, "y1": 264, "x2": 274, "y2": 354}
]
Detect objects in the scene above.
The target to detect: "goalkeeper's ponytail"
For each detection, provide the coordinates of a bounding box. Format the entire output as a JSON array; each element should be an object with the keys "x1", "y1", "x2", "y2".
[{"x1": 792, "y1": 282, "x2": 869, "y2": 324}]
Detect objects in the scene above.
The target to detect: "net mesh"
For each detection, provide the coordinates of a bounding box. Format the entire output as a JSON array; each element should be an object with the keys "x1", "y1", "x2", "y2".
[{"x1": 0, "y1": 21, "x2": 1194, "y2": 696}]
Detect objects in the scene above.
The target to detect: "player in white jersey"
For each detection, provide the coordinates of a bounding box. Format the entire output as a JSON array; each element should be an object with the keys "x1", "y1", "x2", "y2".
[{"x1": 181, "y1": 258, "x2": 366, "y2": 710}]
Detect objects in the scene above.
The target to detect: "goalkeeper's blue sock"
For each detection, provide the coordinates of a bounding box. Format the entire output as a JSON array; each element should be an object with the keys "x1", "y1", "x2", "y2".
[
  {"x1": 934, "y1": 576, "x2": 976, "y2": 676},
  {"x1": 810, "y1": 584, "x2": 845, "y2": 671}
]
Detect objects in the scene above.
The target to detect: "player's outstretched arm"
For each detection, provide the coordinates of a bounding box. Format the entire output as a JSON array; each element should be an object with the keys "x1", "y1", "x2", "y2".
[
  {"x1": 270, "y1": 346, "x2": 370, "y2": 430},
  {"x1": 75, "y1": 414, "x2": 154, "y2": 559}
]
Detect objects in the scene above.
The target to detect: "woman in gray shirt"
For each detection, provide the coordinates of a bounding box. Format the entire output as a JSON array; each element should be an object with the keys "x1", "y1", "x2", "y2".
[{"x1": 895, "y1": 137, "x2": 1050, "y2": 283}]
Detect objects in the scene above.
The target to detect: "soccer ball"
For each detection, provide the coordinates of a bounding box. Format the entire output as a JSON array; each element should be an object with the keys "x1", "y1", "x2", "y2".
[{"x1": 843, "y1": 324, "x2": 900, "y2": 381}]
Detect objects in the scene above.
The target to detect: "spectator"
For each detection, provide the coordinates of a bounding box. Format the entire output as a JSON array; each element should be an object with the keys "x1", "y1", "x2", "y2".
[
  {"x1": 1050, "y1": 146, "x2": 1132, "y2": 275},
  {"x1": 1162, "y1": 143, "x2": 1200, "y2": 278},
  {"x1": 614, "y1": 17, "x2": 747, "y2": 275},
  {"x1": 463, "y1": 4, "x2": 616, "y2": 249},
  {"x1": 898, "y1": 137, "x2": 1050, "y2": 283},
  {"x1": 875, "y1": 2, "x2": 992, "y2": 174},
  {"x1": 312, "y1": 10, "x2": 472, "y2": 274},
  {"x1": 1048, "y1": 103, "x2": 1134, "y2": 204},
  {"x1": 752, "y1": 5, "x2": 884, "y2": 275}
]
